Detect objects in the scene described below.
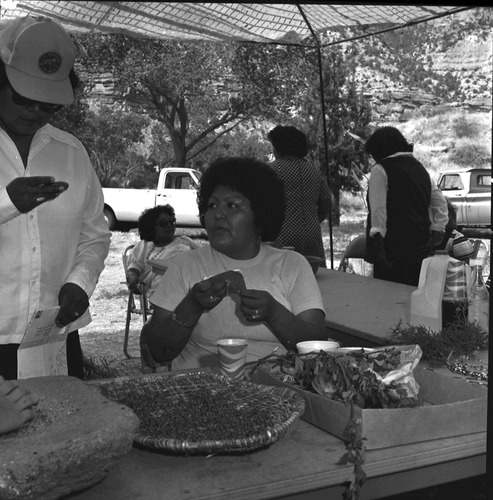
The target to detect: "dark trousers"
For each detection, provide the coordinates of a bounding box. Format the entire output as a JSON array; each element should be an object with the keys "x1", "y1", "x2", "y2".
[
  {"x1": 373, "y1": 258, "x2": 423, "y2": 287},
  {"x1": 0, "y1": 330, "x2": 84, "y2": 380}
]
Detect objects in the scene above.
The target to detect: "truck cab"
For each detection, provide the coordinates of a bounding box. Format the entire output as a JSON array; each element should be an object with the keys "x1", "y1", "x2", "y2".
[
  {"x1": 156, "y1": 168, "x2": 202, "y2": 226},
  {"x1": 437, "y1": 168, "x2": 491, "y2": 229},
  {"x1": 102, "y1": 167, "x2": 203, "y2": 230}
]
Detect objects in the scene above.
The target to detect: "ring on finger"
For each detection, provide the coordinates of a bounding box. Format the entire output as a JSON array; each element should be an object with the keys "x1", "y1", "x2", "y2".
[
  {"x1": 209, "y1": 295, "x2": 220, "y2": 304},
  {"x1": 33, "y1": 195, "x2": 45, "y2": 203}
]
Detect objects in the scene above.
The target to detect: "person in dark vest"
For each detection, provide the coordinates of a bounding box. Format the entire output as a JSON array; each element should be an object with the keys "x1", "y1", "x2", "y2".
[{"x1": 364, "y1": 127, "x2": 448, "y2": 286}]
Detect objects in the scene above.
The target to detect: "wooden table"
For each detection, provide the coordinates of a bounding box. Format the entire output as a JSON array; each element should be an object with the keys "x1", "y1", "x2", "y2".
[
  {"x1": 316, "y1": 268, "x2": 416, "y2": 347},
  {"x1": 117, "y1": 264, "x2": 485, "y2": 500},
  {"x1": 67, "y1": 416, "x2": 485, "y2": 500}
]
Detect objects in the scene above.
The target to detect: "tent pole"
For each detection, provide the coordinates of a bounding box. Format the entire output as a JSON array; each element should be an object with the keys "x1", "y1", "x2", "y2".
[{"x1": 297, "y1": 5, "x2": 334, "y2": 269}]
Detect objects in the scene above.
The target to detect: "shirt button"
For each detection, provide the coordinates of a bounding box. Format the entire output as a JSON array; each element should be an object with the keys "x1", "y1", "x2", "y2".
[
  {"x1": 32, "y1": 247, "x2": 37, "y2": 252},
  {"x1": 32, "y1": 280, "x2": 36, "y2": 286}
]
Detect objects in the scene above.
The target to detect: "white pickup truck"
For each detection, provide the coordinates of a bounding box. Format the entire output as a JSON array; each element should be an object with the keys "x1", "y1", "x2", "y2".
[
  {"x1": 437, "y1": 167, "x2": 491, "y2": 229},
  {"x1": 102, "y1": 167, "x2": 202, "y2": 230}
]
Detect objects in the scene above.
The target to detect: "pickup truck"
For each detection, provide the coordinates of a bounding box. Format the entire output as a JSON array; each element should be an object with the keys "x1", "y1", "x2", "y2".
[
  {"x1": 437, "y1": 167, "x2": 491, "y2": 229},
  {"x1": 102, "y1": 167, "x2": 202, "y2": 230}
]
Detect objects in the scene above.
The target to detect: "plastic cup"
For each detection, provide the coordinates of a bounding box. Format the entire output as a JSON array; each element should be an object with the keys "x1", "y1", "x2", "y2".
[{"x1": 216, "y1": 339, "x2": 248, "y2": 379}]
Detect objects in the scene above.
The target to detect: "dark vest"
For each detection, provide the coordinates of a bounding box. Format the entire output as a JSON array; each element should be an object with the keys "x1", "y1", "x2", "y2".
[{"x1": 366, "y1": 155, "x2": 431, "y2": 263}]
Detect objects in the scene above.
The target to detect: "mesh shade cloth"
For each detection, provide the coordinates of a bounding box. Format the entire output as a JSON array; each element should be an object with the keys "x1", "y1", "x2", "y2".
[{"x1": 0, "y1": 2, "x2": 471, "y2": 46}]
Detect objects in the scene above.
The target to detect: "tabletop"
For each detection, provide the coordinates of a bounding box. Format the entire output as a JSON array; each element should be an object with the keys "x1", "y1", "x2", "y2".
[
  {"x1": 81, "y1": 264, "x2": 485, "y2": 500},
  {"x1": 316, "y1": 268, "x2": 416, "y2": 347},
  {"x1": 67, "y1": 415, "x2": 485, "y2": 500}
]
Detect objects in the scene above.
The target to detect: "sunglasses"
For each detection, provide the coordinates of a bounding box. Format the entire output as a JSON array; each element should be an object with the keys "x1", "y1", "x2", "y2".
[
  {"x1": 8, "y1": 82, "x2": 63, "y2": 114},
  {"x1": 155, "y1": 220, "x2": 176, "y2": 228}
]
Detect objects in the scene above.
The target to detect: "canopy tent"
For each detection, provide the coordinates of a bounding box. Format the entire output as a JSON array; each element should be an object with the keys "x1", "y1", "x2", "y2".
[
  {"x1": 0, "y1": 2, "x2": 472, "y2": 47},
  {"x1": 0, "y1": 2, "x2": 475, "y2": 266}
]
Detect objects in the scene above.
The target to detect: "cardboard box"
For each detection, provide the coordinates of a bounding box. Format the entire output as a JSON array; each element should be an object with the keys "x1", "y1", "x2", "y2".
[{"x1": 250, "y1": 364, "x2": 487, "y2": 450}]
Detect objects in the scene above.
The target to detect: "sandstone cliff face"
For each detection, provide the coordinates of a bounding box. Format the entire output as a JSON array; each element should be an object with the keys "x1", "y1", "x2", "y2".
[{"x1": 78, "y1": 14, "x2": 492, "y2": 124}]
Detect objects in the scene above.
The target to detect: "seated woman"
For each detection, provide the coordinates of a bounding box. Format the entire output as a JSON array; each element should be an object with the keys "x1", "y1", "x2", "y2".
[
  {"x1": 141, "y1": 157, "x2": 327, "y2": 372},
  {"x1": 126, "y1": 204, "x2": 199, "y2": 299},
  {"x1": 0, "y1": 375, "x2": 39, "y2": 435}
]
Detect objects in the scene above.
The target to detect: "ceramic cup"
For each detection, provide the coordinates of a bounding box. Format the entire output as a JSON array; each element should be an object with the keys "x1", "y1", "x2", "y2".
[{"x1": 216, "y1": 339, "x2": 248, "y2": 379}]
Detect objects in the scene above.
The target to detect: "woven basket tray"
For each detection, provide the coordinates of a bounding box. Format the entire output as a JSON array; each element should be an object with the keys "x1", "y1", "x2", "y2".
[{"x1": 98, "y1": 371, "x2": 305, "y2": 455}]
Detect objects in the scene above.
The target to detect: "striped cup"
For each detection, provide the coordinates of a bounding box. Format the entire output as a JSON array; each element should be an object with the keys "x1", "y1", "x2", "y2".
[{"x1": 216, "y1": 339, "x2": 248, "y2": 379}]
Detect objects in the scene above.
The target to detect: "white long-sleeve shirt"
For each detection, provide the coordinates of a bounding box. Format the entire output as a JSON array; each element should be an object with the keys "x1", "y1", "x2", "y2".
[
  {"x1": 0, "y1": 124, "x2": 111, "y2": 344},
  {"x1": 368, "y1": 152, "x2": 448, "y2": 237}
]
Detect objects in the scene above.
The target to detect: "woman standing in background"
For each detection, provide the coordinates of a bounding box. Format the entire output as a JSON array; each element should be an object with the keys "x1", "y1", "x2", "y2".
[{"x1": 267, "y1": 125, "x2": 331, "y2": 263}]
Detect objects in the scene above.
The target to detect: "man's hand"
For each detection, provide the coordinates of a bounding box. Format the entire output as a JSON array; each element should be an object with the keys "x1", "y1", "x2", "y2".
[
  {"x1": 0, "y1": 376, "x2": 39, "y2": 435},
  {"x1": 56, "y1": 283, "x2": 89, "y2": 328},
  {"x1": 372, "y1": 232, "x2": 394, "y2": 272},
  {"x1": 6, "y1": 176, "x2": 68, "y2": 213}
]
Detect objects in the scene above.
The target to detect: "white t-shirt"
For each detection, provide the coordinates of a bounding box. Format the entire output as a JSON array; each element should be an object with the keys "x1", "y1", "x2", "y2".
[
  {"x1": 150, "y1": 243, "x2": 325, "y2": 370},
  {"x1": 127, "y1": 235, "x2": 199, "y2": 298}
]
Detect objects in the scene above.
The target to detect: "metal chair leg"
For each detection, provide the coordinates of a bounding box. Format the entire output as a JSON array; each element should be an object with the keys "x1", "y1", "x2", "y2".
[{"x1": 123, "y1": 292, "x2": 134, "y2": 359}]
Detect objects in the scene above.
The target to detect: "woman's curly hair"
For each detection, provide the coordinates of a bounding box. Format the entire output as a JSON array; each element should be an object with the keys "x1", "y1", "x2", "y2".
[
  {"x1": 138, "y1": 204, "x2": 175, "y2": 242},
  {"x1": 267, "y1": 125, "x2": 309, "y2": 158},
  {"x1": 365, "y1": 126, "x2": 414, "y2": 163},
  {"x1": 197, "y1": 157, "x2": 286, "y2": 242}
]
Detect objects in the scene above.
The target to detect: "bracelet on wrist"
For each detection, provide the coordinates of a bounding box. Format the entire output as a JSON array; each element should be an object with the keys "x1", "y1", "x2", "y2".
[{"x1": 171, "y1": 311, "x2": 196, "y2": 329}]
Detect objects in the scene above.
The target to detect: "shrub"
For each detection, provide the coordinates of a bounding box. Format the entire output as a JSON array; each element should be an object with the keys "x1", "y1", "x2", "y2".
[
  {"x1": 448, "y1": 142, "x2": 490, "y2": 167},
  {"x1": 451, "y1": 115, "x2": 481, "y2": 138}
]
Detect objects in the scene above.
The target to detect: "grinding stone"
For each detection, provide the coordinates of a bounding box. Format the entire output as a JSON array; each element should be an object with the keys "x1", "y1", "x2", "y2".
[{"x1": 0, "y1": 376, "x2": 140, "y2": 500}]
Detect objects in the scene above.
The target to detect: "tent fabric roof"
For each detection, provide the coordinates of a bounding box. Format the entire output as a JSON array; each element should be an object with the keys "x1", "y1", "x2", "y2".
[{"x1": 0, "y1": 2, "x2": 471, "y2": 46}]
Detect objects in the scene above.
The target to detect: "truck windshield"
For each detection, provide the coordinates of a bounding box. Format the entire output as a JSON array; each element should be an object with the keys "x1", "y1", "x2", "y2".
[{"x1": 439, "y1": 174, "x2": 463, "y2": 191}]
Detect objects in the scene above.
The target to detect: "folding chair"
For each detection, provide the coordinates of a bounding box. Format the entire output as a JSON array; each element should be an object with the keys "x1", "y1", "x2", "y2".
[
  {"x1": 122, "y1": 244, "x2": 153, "y2": 358},
  {"x1": 337, "y1": 234, "x2": 373, "y2": 276}
]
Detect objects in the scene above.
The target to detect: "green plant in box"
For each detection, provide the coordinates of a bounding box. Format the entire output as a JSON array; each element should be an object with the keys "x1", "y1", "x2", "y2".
[{"x1": 390, "y1": 319, "x2": 488, "y2": 365}]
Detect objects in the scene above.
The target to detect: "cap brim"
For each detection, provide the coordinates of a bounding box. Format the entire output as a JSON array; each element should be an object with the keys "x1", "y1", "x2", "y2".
[{"x1": 6, "y1": 65, "x2": 74, "y2": 105}]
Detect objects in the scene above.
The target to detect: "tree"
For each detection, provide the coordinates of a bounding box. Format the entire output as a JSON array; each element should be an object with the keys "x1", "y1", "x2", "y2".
[
  {"x1": 75, "y1": 34, "x2": 250, "y2": 169},
  {"x1": 79, "y1": 104, "x2": 150, "y2": 187},
  {"x1": 74, "y1": 34, "x2": 318, "y2": 170},
  {"x1": 299, "y1": 44, "x2": 373, "y2": 225}
]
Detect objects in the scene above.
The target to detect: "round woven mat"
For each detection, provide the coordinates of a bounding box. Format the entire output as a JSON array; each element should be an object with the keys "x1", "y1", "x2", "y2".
[{"x1": 98, "y1": 371, "x2": 305, "y2": 455}]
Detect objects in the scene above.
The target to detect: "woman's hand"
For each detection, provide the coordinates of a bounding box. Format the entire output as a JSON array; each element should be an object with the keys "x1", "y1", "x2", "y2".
[
  {"x1": 191, "y1": 276, "x2": 228, "y2": 310},
  {"x1": 238, "y1": 289, "x2": 275, "y2": 322},
  {"x1": 126, "y1": 270, "x2": 143, "y2": 295}
]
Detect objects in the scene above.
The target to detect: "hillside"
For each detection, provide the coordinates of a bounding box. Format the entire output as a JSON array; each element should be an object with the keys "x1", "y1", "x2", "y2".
[
  {"x1": 338, "y1": 7, "x2": 492, "y2": 122},
  {"x1": 81, "y1": 7, "x2": 491, "y2": 124}
]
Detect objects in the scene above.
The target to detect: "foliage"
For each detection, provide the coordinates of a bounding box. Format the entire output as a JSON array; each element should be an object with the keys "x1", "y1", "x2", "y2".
[
  {"x1": 399, "y1": 111, "x2": 492, "y2": 176},
  {"x1": 81, "y1": 104, "x2": 151, "y2": 187},
  {"x1": 330, "y1": 7, "x2": 492, "y2": 102},
  {"x1": 74, "y1": 34, "x2": 315, "y2": 170},
  {"x1": 298, "y1": 44, "x2": 373, "y2": 225},
  {"x1": 82, "y1": 355, "x2": 120, "y2": 380},
  {"x1": 49, "y1": 77, "x2": 89, "y2": 138},
  {"x1": 391, "y1": 320, "x2": 488, "y2": 364}
]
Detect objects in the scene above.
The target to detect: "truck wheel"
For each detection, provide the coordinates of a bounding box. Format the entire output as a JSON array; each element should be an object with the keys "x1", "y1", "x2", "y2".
[{"x1": 103, "y1": 207, "x2": 117, "y2": 231}]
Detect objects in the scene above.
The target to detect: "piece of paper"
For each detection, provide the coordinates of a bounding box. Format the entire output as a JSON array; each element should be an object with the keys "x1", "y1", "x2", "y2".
[{"x1": 17, "y1": 307, "x2": 69, "y2": 379}]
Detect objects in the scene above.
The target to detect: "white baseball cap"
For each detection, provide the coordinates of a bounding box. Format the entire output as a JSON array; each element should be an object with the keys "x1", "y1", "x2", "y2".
[{"x1": 0, "y1": 16, "x2": 76, "y2": 105}]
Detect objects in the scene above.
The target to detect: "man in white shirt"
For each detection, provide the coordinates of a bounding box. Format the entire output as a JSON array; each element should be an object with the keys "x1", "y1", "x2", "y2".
[{"x1": 0, "y1": 16, "x2": 111, "y2": 379}]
